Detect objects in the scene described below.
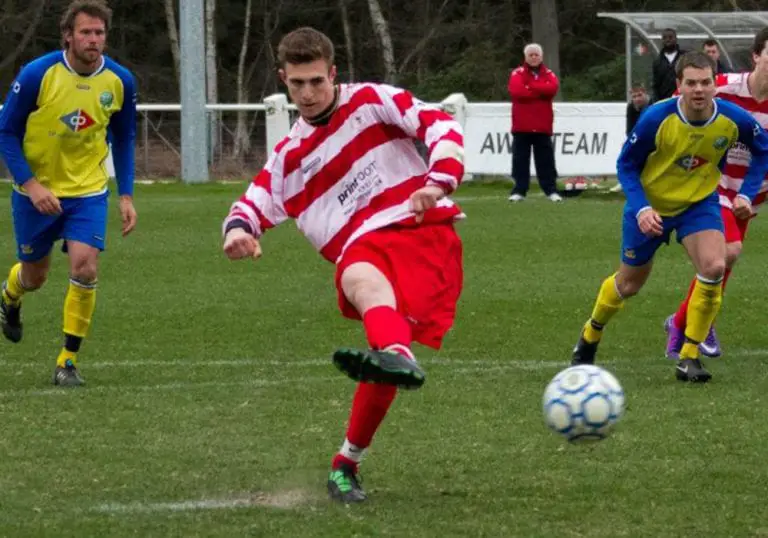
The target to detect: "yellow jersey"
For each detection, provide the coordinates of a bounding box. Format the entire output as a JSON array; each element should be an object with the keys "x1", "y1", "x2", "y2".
[
  {"x1": 0, "y1": 50, "x2": 136, "y2": 198},
  {"x1": 618, "y1": 96, "x2": 768, "y2": 217}
]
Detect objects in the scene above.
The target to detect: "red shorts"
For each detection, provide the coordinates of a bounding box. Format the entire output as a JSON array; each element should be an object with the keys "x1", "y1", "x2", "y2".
[
  {"x1": 721, "y1": 205, "x2": 750, "y2": 243},
  {"x1": 335, "y1": 223, "x2": 463, "y2": 350}
]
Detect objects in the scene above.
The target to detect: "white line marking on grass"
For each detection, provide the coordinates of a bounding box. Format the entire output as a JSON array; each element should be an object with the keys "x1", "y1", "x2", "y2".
[
  {"x1": 0, "y1": 375, "x2": 335, "y2": 399},
  {"x1": 93, "y1": 489, "x2": 311, "y2": 514}
]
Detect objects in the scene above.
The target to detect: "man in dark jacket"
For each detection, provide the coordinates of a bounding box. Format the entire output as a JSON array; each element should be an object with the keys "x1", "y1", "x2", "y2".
[
  {"x1": 703, "y1": 39, "x2": 731, "y2": 74},
  {"x1": 652, "y1": 28, "x2": 686, "y2": 102},
  {"x1": 507, "y1": 43, "x2": 561, "y2": 202}
]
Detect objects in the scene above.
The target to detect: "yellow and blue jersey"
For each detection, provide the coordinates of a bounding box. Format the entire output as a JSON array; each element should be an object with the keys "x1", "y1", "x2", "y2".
[
  {"x1": 0, "y1": 50, "x2": 136, "y2": 198},
  {"x1": 618, "y1": 96, "x2": 768, "y2": 217}
]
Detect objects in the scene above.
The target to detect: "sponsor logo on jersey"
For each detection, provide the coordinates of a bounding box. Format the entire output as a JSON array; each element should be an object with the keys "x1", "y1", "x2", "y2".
[
  {"x1": 675, "y1": 155, "x2": 708, "y2": 171},
  {"x1": 99, "y1": 91, "x2": 113, "y2": 108},
  {"x1": 713, "y1": 136, "x2": 729, "y2": 150},
  {"x1": 59, "y1": 109, "x2": 95, "y2": 132}
]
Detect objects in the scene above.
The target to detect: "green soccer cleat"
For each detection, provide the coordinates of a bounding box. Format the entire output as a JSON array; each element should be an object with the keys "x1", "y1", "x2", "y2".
[
  {"x1": 327, "y1": 464, "x2": 367, "y2": 503},
  {"x1": 52, "y1": 360, "x2": 85, "y2": 387},
  {"x1": 332, "y1": 347, "x2": 426, "y2": 389}
]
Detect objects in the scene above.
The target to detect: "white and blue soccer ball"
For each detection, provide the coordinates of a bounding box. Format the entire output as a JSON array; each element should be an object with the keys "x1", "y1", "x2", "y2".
[{"x1": 543, "y1": 364, "x2": 625, "y2": 441}]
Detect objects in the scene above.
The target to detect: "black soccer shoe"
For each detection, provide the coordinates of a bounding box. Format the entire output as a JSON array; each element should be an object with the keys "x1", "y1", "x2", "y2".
[
  {"x1": 0, "y1": 293, "x2": 22, "y2": 343},
  {"x1": 332, "y1": 347, "x2": 426, "y2": 389},
  {"x1": 52, "y1": 360, "x2": 85, "y2": 387},
  {"x1": 571, "y1": 336, "x2": 598, "y2": 366},
  {"x1": 675, "y1": 358, "x2": 712, "y2": 383},
  {"x1": 327, "y1": 464, "x2": 367, "y2": 504}
]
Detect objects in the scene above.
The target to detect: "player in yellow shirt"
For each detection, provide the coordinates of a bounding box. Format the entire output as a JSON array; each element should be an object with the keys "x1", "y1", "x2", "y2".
[
  {"x1": 0, "y1": 0, "x2": 137, "y2": 386},
  {"x1": 571, "y1": 51, "x2": 768, "y2": 383}
]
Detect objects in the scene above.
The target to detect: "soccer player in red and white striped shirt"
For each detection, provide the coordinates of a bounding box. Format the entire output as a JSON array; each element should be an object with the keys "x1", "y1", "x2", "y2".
[
  {"x1": 222, "y1": 27, "x2": 465, "y2": 503},
  {"x1": 665, "y1": 28, "x2": 768, "y2": 360}
]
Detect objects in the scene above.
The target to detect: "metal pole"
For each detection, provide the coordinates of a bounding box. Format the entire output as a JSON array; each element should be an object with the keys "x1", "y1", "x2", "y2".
[
  {"x1": 180, "y1": 0, "x2": 209, "y2": 183},
  {"x1": 625, "y1": 24, "x2": 632, "y2": 100}
]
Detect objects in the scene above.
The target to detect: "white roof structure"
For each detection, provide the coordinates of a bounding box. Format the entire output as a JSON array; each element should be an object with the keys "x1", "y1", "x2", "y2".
[{"x1": 598, "y1": 12, "x2": 768, "y2": 95}]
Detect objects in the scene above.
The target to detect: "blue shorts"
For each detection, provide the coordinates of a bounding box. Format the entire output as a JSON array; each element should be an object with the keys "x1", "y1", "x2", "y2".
[
  {"x1": 11, "y1": 191, "x2": 109, "y2": 262},
  {"x1": 621, "y1": 194, "x2": 723, "y2": 266}
]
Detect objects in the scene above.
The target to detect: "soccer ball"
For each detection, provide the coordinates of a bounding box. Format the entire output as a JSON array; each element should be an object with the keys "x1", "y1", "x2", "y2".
[{"x1": 542, "y1": 364, "x2": 625, "y2": 441}]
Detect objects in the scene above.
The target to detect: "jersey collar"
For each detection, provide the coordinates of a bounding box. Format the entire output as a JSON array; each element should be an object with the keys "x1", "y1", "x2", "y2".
[
  {"x1": 676, "y1": 95, "x2": 718, "y2": 127},
  {"x1": 61, "y1": 50, "x2": 106, "y2": 77}
]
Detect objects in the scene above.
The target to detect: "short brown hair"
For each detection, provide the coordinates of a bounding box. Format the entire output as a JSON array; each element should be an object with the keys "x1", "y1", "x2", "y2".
[
  {"x1": 60, "y1": 0, "x2": 113, "y2": 48},
  {"x1": 702, "y1": 39, "x2": 718, "y2": 49},
  {"x1": 277, "y1": 27, "x2": 334, "y2": 67},
  {"x1": 752, "y1": 27, "x2": 768, "y2": 57},
  {"x1": 675, "y1": 51, "x2": 716, "y2": 80},
  {"x1": 630, "y1": 82, "x2": 646, "y2": 92}
]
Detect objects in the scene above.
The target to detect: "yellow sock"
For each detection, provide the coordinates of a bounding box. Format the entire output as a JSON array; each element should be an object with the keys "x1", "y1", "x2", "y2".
[
  {"x1": 2, "y1": 263, "x2": 26, "y2": 306},
  {"x1": 681, "y1": 276, "x2": 723, "y2": 359},
  {"x1": 583, "y1": 273, "x2": 625, "y2": 343},
  {"x1": 61, "y1": 278, "x2": 97, "y2": 366},
  {"x1": 56, "y1": 349, "x2": 78, "y2": 368}
]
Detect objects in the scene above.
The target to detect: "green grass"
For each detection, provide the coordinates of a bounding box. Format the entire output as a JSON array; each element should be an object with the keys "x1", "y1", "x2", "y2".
[{"x1": 1, "y1": 181, "x2": 768, "y2": 537}]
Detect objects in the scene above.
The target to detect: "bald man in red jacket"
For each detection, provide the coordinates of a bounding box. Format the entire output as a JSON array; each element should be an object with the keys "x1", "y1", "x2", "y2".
[{"x1": 507, "y1": 43, "x2": 561, "y2": 202}]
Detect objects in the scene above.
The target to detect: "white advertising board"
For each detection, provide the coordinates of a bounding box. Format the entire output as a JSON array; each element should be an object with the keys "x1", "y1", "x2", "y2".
[{"x1": 463, "y1": 102, "x2": 627, "y2": 177}]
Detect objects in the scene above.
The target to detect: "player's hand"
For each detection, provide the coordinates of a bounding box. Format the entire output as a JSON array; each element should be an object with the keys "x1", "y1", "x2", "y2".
[
  {"x1": 409, "y1": 185, "x2": 446, "y2": 224},
  {"x1": 637, "y1": 208, "x2": 663, "y2": 236},
  {"x1": 732, "y1": 196, "x2": 754, "y2": 220},
  {"x1": 119, "y1": 195, "x2": 138, "y2": 236},
  {"x1": 223, "y1": 228, "x2": 262, "y2": 260},
  {"x1": 24, "y1": 179, "x2": 62, "y2": 216}
]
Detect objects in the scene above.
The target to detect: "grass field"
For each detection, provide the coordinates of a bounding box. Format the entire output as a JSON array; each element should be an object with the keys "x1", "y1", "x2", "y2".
[{"x1": 1, "y1": 180, "x2": 768, "y2": 537}]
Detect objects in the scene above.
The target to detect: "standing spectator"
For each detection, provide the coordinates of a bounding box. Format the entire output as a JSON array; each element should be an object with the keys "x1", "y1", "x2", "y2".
[
  {"x1": 612, "y1": 83, "x2": 651, "y2": 193},
  {"x1": 507, "y1": 43, "x2": 561, "y2": 203},
  {"x1": 652, "y1": 28, "x2": 686, "y2": 102},
  {"x1": 626, "y1": 83, "x2": 650, "y2": 135},
  {"x1": 703, "y1": 39, "x2": 731, "y2": 74}
]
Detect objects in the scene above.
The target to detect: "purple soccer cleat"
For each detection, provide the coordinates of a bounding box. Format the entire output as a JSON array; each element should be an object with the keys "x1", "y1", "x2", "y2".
[
  {"x1": 664, "y1": 314, "x2": 683, "y2": 360},
  {"x1": 699, "y1": 325, "x2": 722, "y2": 358}
]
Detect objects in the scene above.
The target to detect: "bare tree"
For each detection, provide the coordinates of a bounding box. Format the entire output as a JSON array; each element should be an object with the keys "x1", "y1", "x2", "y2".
[
  {"x1": 0, "y1": 0, "x2": 48, "y2": 75},
  {"x1": 205, "y1": 0, "x2": 219, "y2": 155},
  {"x1": 530, "y1": 0, "x2": 561, "y2": 98},
  {"x1": 338, "y1": 0, "x2": 355, "y2": 81},
  {"x1": 366, "y1": 0, "x2": 396, "y2": 83},
  {"x1": 232, "y1": 0, "x2": 253, "y2": 160},
  {"x1": 163, "y1": 0, "x2": 181, "y2": 88}
]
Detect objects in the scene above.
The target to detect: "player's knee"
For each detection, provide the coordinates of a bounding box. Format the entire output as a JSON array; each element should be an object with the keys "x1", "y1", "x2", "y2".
[
  {"x1": 616, "y1": 279, "x2": 641, "y2": 298},
  {"x1": 725, "y1": 242, "x2": 742, "y2": 268},
  {"x1": 70, "y1": 260, "x2": 98, "y2": 284},
  {"x1": 21, "y1": 270, "x2": 48, "y2": 290},
  {"x1": 698, "y1": 259, "x2": 726, "y2": 282}
]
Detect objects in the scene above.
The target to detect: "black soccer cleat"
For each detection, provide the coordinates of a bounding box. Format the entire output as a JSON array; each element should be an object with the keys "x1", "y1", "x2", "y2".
[
  {"x1": 571, "y1": 335, "x2": 598, "y2": 366},
  {"x1": 675, "y1": 358, "x2": 712, "y2": 383},
  {"x1": 327, "y1": 464, "x2": 367, "y2": 504},
  {"x1": 0, "y1": 290, "x2": 22, "y2": 343},
  {"x1": 332, "y1": 347, "x2": 426, "y2": 389},
  {"x1": 52, "y1": 360, "x2": 85, "y2": 387}
]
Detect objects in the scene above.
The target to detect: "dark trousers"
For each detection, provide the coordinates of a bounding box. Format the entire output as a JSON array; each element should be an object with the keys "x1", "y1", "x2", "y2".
[{"x1": 510, "y1": 132, "x2": 558, "y2": 196}]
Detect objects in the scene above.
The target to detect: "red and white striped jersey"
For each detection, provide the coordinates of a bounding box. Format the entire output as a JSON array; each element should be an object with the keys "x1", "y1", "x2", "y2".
[
  {"x1": 223, "y1": 83, "x2": 465, "y2": 263},
  {"x1": 715, "y1": 72, "x2": 768, "y2": 210}
]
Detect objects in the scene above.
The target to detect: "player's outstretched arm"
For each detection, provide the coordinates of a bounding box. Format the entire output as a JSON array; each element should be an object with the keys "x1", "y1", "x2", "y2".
[
  {"x1": 109, "y1": 68, "x2": 139, "y2": 235},
  {"x1": 733, "y1": 107, "x2": 768, "y2": 217},
  {"x1": 223, "y1": 227, "x2": 262, "y2": 261},
  {"x1": 616, "y1": 105, "x2": 661, "y2": 218},
  {"x1": 375, "y1": 85, "x2": 464, "y2": 195}
]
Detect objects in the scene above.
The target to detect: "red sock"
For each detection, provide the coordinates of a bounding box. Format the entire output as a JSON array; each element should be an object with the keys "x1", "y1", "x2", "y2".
[
  {"x1": 673, "y1": 278, "x2": 697, "y2": 330},
  {"x1": 331, "y1": 306, "x2": 411, "y2": 470},
  {"x1": 674, "y1": 269, "x2": 731, "y2": 330},
  {"x1": 362, "y1": 305, "x2": 412, "y2": 352},
  {"x1": 332, "y1": 382, "x2": 398, "y2": 470}
]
